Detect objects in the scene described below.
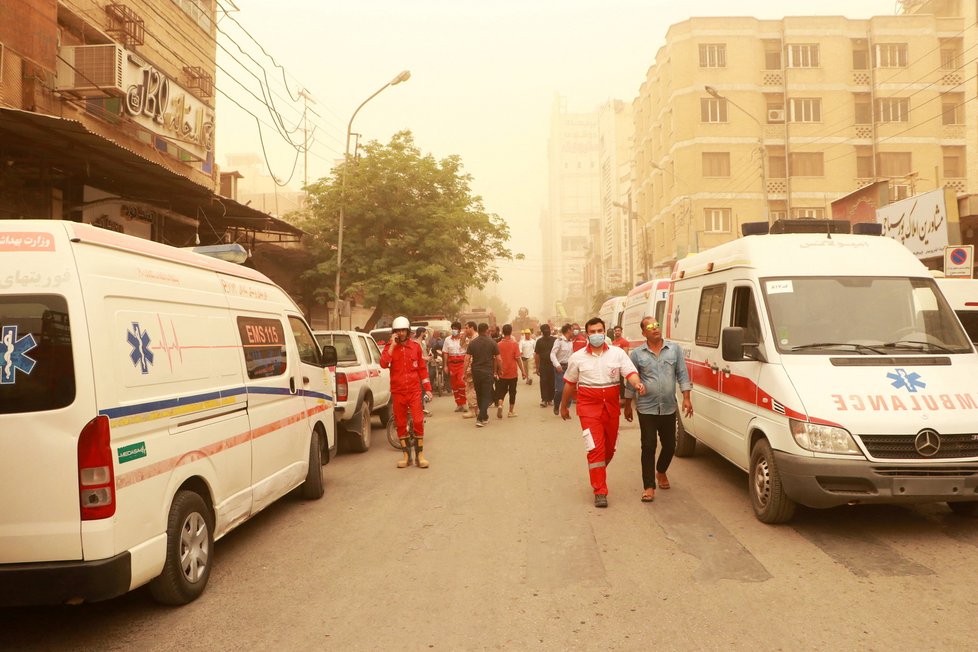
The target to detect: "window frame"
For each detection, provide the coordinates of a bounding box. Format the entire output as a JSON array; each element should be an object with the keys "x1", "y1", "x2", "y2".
[
  {"x1": 789, "y1": 98, "x2": 822, "y2": 123},
  {"x1": 786, "y1": 44, "x2": 820, "y2": 68},
  {"x1": 699, "y1": 43, "x2": 727, "y2": 68},
  {"x1": 695, "y1": 284, "x2": 726, "y2": 348},
  {"x1": 704, "y1": 208, "x2": 731, "y2": 234},
  {"x1": 701, "y1": 97, "x2": 728, "y2": 123}
]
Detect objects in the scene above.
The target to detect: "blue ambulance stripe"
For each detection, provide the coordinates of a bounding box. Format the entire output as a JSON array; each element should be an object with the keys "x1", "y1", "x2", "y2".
[{"x1": 99, "y1": 385, "x2": 334, "y2": 419}]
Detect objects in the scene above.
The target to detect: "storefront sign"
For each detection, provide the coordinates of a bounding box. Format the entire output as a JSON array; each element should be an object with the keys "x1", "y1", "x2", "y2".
[{"x1": 876, "y1": 188, "x2": 957, "y2": 259}]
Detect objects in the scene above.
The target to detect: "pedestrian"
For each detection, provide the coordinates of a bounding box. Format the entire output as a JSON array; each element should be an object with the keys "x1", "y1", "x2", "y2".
[
  {"x1": 465, "y1": 322, "x2": 500, "y2": 427},
  {"x1": 534, "y1": 323, "x2": 556, "y2": 407},
  {"x1": 519, "y1": 328, "x2": 536, "y2": 385},
  {"x1": 461, "y1": 320, "x2": 479, "y2": 419},
  {"x1": 611, "y1": 325, "x2": 630, "y2": 351},
  {"x1": 413, "y1": 327, "x2": 432, "y2": 415},
  {"x1": 550, "y1": 323, "x2": 574, "y2": 416},
  {"x1": 494, "y1": 324, "x2": 525, "y2": 418},
  {"x1": 442, "y1": 321, "x2": 468, "y2": 413},
  {"x1": 380, "y1": 316, "x2": 433, "y2": 469},
  {"x1": 560, "y1": 317, "x2": 645, "y2": 508},
  {"x1": 624, "y1": 316, "x2": 693, "y2": 503},
  {"x1": 571, "y1": 322, "x2": 587, "y2": 353}
]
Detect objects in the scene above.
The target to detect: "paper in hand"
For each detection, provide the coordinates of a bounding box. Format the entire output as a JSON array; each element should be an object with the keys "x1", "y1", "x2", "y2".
[{"x1": 582, "y1": 428, "x2": 596, "y2": 452}]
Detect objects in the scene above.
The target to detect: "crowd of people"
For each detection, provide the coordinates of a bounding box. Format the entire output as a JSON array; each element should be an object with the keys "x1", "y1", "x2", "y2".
[{"x1": 380, "y1": 314, "x2": 693, "y2": 508}]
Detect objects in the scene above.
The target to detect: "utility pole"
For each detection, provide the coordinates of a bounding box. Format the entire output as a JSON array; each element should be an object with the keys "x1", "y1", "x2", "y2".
[{"x1": 297, "y1": 88, "x2": 319, "y2": 189}]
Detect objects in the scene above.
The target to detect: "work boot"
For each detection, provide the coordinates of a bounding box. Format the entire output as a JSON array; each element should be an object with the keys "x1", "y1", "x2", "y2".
[
  {"x1": 415, "y1": 437, "x2": 429, "y2": 469},
  {"x1": 454, "y1": 405, "x2": 466, "y2": 413},
  {"x1": 462, "y1": 407, "x2": 477, "y2": 419},
  {"x1": 397, "y1": 439, "x2": 411, "y2": 468}
]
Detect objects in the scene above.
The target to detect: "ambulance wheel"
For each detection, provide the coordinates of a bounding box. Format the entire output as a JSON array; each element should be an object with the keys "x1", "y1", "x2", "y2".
[
  {"x1": 378, "y1": 402, "x2": 392, "y2": 427},
  {"x1": 749, "y1": 439, "x2": 796, "y2": 524},
  {"x1": 347, "y1": 398, "x2": 372, "y2": 453},
  {"x1": 149, "y1": 490, "x2": 214, "y2": 605},
  {"x1": 674, "y1": 414, "x2": 697, "y2": 458},
  {"x1": 300, "y1": 429, "x2": 325, "y2": 499},
  {"x1": 947, "y1": 501, "x2": 978, "y2": 516}
]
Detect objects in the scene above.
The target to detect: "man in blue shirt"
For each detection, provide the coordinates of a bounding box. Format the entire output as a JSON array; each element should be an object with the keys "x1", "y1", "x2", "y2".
[{"x1": 624, "y1": 316, "x2": 693, "y2": 502}]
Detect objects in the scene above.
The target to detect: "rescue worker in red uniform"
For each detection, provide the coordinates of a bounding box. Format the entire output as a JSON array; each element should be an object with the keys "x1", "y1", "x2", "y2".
[
  {"x1": 441, "y1": 320, "x2": 468, "y2": 412},
  {"x1": 381, "y1": 316, "x2": 433, "y2": 468},
  {"x1": 560, "y1": 316, "x2": 645, "y2": 508}
]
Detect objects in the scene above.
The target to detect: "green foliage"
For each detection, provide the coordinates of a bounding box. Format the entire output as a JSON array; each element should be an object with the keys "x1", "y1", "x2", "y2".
[{"x1": 299, "y1": 131, "x2": 514, "y2": 326}]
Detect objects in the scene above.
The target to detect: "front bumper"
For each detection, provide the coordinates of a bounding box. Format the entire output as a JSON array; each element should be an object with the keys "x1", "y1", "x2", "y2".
[
  {"x1": 773, "y1": 451, "x2": 978, "y2": 509},
  {"x1": 0, "y1": 552, "x2": 132, "y2": 606}
]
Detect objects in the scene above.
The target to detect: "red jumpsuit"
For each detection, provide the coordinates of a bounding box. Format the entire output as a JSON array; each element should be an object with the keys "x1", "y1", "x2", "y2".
[
  {"x1": 563, "y1": 345, "x2": 638, "y2": 496},
  {"x1": 442, "y1": 335, "x2": 467, "y2": 407},
  {"x1": 380, "y1": 339, "x2": 432, "y2": 439}
]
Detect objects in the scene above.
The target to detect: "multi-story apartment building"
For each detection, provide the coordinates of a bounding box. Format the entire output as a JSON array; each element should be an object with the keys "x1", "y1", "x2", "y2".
[
  {"x1": 596, "y1": 99, "x2": 636, "y2": 290},
  {"x1": 542, "y1": 94, "x2": 601, "y2": 321},
  {"x1": 0, "y1": 1, "x2": 303, "y2": 289},
  {"x1": 632, "y1": 11, "x2": 969, "y2": 277}
]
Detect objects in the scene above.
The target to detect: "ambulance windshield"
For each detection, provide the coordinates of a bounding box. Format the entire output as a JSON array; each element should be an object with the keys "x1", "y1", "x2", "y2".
[{"x1": 762, "y1": 277, "x2": 973, "y2": 355}]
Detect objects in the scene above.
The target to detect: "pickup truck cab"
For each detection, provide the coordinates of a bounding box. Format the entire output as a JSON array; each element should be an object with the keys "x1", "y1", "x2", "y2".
[{"x1": 314, "y1": 330, "x2": 391, "y2": 452}]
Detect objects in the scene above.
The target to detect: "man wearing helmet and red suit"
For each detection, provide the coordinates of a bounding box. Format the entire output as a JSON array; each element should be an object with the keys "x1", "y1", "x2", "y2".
[{"x1": 381, "y1": 316, "x2": 433, "y2": 468}]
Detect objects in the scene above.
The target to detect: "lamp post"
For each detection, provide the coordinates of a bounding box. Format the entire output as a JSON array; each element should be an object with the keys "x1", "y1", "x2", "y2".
[
  {"x1": 611, "y1": 198, "x2": 635, "y2": 286},
  {"x1": 705, "y1": 85, "x2": 769, "y2": 224},
  {"x1": 334, "y1": 70, "x2": 411, "y2": 328}
]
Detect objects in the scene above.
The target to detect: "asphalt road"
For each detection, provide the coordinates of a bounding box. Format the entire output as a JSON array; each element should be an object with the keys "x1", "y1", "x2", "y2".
[{"x1": 4, "y1": 382, "x2": 978, "y2": 651}]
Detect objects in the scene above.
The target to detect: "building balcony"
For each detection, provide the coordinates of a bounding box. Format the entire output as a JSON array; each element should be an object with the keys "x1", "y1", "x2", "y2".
[
  {"x1": 761, "y1": 70, "x2": 783, "y2": 86},
  {"x1": 851, "y1": 70, "x2": 871, "y2": 87},
  {"x1": 945, "y1": 178, "x2": 966, "y2": 194},
  {"x1": 942, "y1": 124, "x2": 966, "y2": 140}
]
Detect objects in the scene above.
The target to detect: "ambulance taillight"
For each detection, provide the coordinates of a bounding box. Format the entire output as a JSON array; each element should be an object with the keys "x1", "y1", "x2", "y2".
[
  {"x1": 336, "y1": 372, "x2": 349, "y2": 402},
  {"x1": 77, "y1": 416, "x2": 116, "y2": 520}
]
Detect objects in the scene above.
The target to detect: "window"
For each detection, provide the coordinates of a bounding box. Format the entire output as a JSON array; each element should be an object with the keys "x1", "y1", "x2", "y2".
[
  {"x1": 856, "y1": 146, "x2": 874, "y2": 178},
  {"x1": 789, "y1": 152, "x2": 824, "y2": 176},
  {"x1": 852, "y1": 40, "x2": 869, "y2": 70},
  {"x1": 0, "y1": 295, "x2": 75, "y2": 414},
  {"x1": 940, "y1": 39, "x2": 962, "y2": 70},
  {"x1": 364, "y1": 336, "x2": 381, "y2": 364},
  {"x1": 171, "y1": 0, "x2": 211, "y2": 31},
  {"x1": 699, "y1": 44, "x2": 726, "y2": 68},
  {"x1": 942, "y1": 93, "x2": 964, "y2": 125},
  {"x1": 695, "y1": 284, "x2": 726, "y2": 348},
  {"x1": 876, "y1": 98, "x2": 909, "y2": 123},
  {"x1": 854, "y1": 94, "x2": 872, "y2": 124},
  {"x1": 891, "y1": 184, "x2": 911, "y2": 200},
  {"x1": 875, "y1": 43, "x2": 908, "y2": 68},
  {"x1": 237, "y1": 316, "x2": 287, "y2": 379},
  {"x1": 768, "y1": 153, "x2": 786, "y2": 178},
  {"x1": 701, "y1": 98, "x2": 727, "y2": 123},
  {"x1": 316, "y1": 333, "x2": 357, "y2": 363},
  {"x1": 705, "y1": 208, "x2": 731, "y2": 233},
  {"x1": 730, "y1": 286, "x2": 763, "y2": 346},
  {"x1": 288, "y1": 317, "x2": 321, "y2": 365},
  {"x1": 792, "y1": 207, "x2": 825, "y2": 219},
  {"x1": 764, "y1": 40, "x2": 782, "y2": 70},
  {"x1": 702, "y1": 152, "x2": 731, "y2": 177},
  {"x1": 944, "y1": 146, "x2": 965, "y2": 178},
  {"x1": 786, "y1": 44, "x2": 819, "y2": 68},
  {"x1": 877, "y1": 152, "x2": 912, "y2": 177},
  {"x1": 789, "y1": 98, "x2": 821, "y2": 123}
]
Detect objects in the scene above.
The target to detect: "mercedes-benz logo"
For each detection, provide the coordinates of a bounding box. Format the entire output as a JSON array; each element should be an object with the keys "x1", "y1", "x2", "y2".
[{"x1": 914, "y1": 429, "x2": 941, "y2": 457}]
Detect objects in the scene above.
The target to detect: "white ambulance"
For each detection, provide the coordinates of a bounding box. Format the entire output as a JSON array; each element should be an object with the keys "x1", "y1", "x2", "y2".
[
  {"x1": 597, "y1": 295, "x2": 626, "y2": 332},
  {"x1": 0, "y1": 220, "x2": 337, "y2": 605},
  {"x1": 668, "y1": 225, "x2": 978, "y2": 523},
  {"x1": 620, "y1": 278, "x2": 670, "y2": 347}
]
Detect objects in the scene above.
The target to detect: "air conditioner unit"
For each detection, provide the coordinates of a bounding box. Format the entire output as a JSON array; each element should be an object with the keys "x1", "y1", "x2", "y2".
[
  {"x1": 767, "y1": 108, "x2": 785, "y2": 123},
  {"x1": 56, "y1": 44, "x2": 126, "y2": 97}
]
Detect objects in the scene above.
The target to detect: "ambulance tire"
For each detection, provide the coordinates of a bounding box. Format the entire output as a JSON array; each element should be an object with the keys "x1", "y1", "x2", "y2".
[
  {"x1": 749, "y1": 439, "x2": 796, "y2": 524},
  {"x1": 149, "y1": 490, "x2": 215, "y2": 605},
  {"x1": 947, "y1": 501, "x2": 978, "y2": 516},
  {"x1": 347, "y1": 398, "x2": 373, "y2": 453},
  {"x1": 300, "y1": 429, "x2": 325, "y2": 499},
  {"x1": 378, "y1": 402, "x2": 392, "y2": 427},
  {"x1": 674, "y1": 414, "x2": 696, "y2": 457}
]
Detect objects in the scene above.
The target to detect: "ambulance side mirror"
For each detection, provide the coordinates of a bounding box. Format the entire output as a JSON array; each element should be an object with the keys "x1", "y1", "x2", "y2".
[
  {"x1": 321, "y1": 345, "x2": 338, "y2": 367},
  {"x1": 722, "y1": 327, "x2": 767, "y2": 362}
]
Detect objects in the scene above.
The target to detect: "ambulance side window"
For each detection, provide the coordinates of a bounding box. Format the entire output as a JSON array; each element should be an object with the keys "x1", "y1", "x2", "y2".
[
  {"x1": 695, "y1": 284, "x2": 726, "y2": 348},
  {"x1": 236, "y1": 316, "x2": 288, "y2": 379},
  {"x1": 288, "y1": 316, "x2": 322, "y2": 366},
  {"x1": 731, "y1": 286, "x2": 762, "y2": 344}
]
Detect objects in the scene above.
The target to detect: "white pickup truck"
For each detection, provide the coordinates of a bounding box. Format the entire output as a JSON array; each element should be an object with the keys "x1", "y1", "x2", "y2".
[{"x1": 313, "y1": 330, "x2": 392, "y2": 452}]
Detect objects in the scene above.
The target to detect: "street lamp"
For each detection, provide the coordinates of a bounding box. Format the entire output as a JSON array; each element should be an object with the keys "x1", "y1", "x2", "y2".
[
  {"x1": 334, "y1": 70, "x2": 411, "y2": 328},
  {"x1": 705, "y1": 85, "x2": 770, "y2": 224}
]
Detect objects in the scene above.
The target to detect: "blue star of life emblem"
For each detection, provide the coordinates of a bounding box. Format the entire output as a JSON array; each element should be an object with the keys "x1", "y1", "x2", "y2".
[
  {"x1": 127, "y1": 322, "x2": 154, "y2": 374},
  {"x1": 0, "y1": 325, "x2": 37, "y2": 385},
  {"x1": 887, "y1": 368, "x2": 925, "y2": 393}
]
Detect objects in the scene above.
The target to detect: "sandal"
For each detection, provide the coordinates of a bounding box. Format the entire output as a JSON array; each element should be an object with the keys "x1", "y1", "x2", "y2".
[
  {"x1": 656, "y1": 472, "x2": 671, "y2": 490},
  {"x1": 641, "y1": 489, "x2": 655, "y2": 502}
]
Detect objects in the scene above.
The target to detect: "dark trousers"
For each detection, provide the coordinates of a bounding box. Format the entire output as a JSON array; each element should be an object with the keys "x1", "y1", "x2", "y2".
[
  {"x1": 553, "y1": 366, "x2": 565, "y2": 406},
  {"x1": 637, "y1": 412, "x2": 676, "y2": 489},
  {"x1": 495, "y1": 377, "x2": 518, "y2": 405},
  {"x1": 473, "y1": 369, "x2": 495, "y2": 421},
  {"x1": 538, "y1": 365, "x2": 555, "y2": 402}
]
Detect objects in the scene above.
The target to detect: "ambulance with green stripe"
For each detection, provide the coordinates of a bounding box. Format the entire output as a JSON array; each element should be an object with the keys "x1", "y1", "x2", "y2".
[{"x1": 0, "y1": 220, "x2": 338, "y2": 605}]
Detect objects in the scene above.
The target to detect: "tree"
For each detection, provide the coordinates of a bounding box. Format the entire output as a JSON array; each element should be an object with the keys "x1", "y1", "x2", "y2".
[
  {"x1": 588, "y1": 283, "x2": 634, "y2": 315},
  {"x1": 299, "y1": 131, "x2": 515, "y2": 330}
]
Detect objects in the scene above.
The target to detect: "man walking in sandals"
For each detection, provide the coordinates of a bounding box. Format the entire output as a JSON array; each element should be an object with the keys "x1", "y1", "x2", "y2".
[{"x1": 623, "y1": 316, "x2": 693, "y2": 502}]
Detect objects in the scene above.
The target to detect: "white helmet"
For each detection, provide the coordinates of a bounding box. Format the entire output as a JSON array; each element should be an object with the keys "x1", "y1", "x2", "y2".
[{"x1": 392, "y1": 316, "x2": 411, "y2": 330}]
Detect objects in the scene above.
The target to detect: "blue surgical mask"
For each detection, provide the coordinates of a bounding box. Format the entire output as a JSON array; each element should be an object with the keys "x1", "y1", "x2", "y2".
[
  {"x1": 451, "y1": 329, "x2": 459, "y2": 336},
  {"x1": 572, "y1": 329, "x2": 580, "y2": 337},
  {"x1": 588, "y1": 333, "x2": 605, "y2": 348}
]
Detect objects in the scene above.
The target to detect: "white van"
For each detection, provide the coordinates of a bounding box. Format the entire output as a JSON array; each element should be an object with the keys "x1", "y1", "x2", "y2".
[
  {"x1": 0, "y1": 220, "x2": 337, "y2": 605},
  {"x1": 597, "y1": 295, "x2": 626, "y2": 333},
  {"x1": 620, "y1": 278, "x2": 670, "y2": 347},
  {"x1": 668, "y1": 226, "x2": 978, "y2": 523},
  {"x1": 936, "y1": 277, "x2": 978, "y2": 343}
]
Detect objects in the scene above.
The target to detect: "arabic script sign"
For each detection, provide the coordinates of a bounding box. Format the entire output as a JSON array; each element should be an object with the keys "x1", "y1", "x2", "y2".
[{"x1": 876, "y1": 188, "x2": 954, "y2": 259}]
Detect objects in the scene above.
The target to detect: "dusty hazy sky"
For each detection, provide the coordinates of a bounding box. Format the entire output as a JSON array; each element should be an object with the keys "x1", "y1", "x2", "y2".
[{"x1": 216, "y1": 0, "x2": 898, "y2": 319}]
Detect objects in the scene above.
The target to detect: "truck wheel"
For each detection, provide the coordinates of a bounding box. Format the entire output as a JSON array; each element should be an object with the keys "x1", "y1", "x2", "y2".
[
  {"x1": 347, "y1": 398, "x2": 373, "y2": 453},
  {"x1": 378, "y1": 402, "x2": 392, "y2": 427},
  {"x1": 674, "y1": 414, "x2": 696, "y2": 457},
  {"x1": 947, "y1": 501, "x2": 978, "y2": 516},
  {"x1": 300, "y1": 429, "x2": 325, "y2": 499},
  {"x1": 149, "y1": 490, "x2": 214, "y2": 605},
  {"x1": 749, "y1": 439, "x2": 796, "y2": 524}
]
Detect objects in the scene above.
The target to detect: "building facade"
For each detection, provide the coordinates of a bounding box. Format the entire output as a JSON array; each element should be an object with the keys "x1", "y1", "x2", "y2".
[{"x1": 632, "y1": 11, "x2": 969, "y2": 277}]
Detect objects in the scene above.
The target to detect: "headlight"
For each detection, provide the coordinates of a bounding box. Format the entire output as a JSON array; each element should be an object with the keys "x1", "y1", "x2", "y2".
[{"x1": 789, "y1": 419, "x2": 861, "y2": 455}]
